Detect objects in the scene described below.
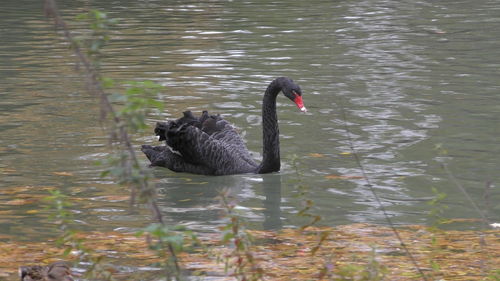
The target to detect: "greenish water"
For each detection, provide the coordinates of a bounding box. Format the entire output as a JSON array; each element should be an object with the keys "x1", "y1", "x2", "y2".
[{"x1": 1, "y1": 0, "x2": 499, "y2": 247}]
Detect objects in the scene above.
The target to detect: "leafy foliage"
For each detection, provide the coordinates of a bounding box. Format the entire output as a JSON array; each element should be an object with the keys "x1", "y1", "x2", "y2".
[
  {"x1": 427, "y1": 186, "x2": 450, "y2": 227},
  {"x1": 2, "y1": 223, "x2": 499, "y2": 280},
  {"x1": 110, "y1": 80, "x2": 165, "y2": 132},
  {"x1": 74, "y1": 10, "x2": 117, "y2": 67},
  {"x1": 44, "y1": 3, "x2": 180, "y2": 279},
  {"x1": 289, "y1": 154, "x2": 323, "y2": 230},
  {"x1": 218, "y1": 190, "x2": 264, "y2": 281},
  {"x1": 136, "y1": 223, "x2": 201, "y2": 280},
  {"x1": 44, "y1": 190, "x2": 116, "y2": 280},
  {"x1": 333, "y1": 247, "x2": 387, "y2": 281}
]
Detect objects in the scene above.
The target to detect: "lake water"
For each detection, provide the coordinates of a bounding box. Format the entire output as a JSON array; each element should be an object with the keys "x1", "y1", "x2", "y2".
[{"x1": 1, "y1": 0, "x2": 499, "y2": 246}]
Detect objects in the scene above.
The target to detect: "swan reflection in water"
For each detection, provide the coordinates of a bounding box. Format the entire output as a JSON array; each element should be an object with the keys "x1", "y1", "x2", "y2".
[{"x1": 153, "y1": 172, "x2": 284, "y2": 231}]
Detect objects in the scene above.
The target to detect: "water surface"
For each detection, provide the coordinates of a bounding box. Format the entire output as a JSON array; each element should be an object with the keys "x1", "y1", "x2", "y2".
[{"x1": 1, "y1": 0, "x2": 499, "y2": 246}]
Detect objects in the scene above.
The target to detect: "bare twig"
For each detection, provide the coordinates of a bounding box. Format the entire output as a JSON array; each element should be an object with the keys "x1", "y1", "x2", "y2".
[
  {"x1": 440, "y1": 162, "x2": 492, "y2": 277},
  {"x1": 441, "y1": 163, "x2": 490, "y2": 228},
  {"x1": 338, "y1": 102, "x2": 429, "y2": 281}
]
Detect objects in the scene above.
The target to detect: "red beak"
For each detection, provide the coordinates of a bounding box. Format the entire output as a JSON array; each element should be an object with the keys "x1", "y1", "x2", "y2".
[{"x1": 293, "y1": 93, "x2": 307, "y2": 112}]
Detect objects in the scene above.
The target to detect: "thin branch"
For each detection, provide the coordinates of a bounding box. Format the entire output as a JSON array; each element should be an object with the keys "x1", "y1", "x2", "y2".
[
  {"x1": 44, "y1": 1, "x2": 184, "y2": 276},
  {"x1": 440, "y1": 163, "x2": 490, "y2": 228},
  {"x1": 43, "y1": 0, "x2": 163, "y2": 224},
  {"x1": 440, "y1": 162, "x2": 491, "y2": 275},
  {"x1": 43, "y1": 2, "x2": 187, "y2": 277},
  {"x1": 338, "y1": 102, "x2": 429, "y2": 281}
]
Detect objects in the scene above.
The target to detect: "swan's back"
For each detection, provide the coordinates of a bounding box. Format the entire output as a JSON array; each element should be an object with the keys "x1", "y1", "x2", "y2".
[{"x1": 150, "y1": 111, "x2": 257, "y2": 175}]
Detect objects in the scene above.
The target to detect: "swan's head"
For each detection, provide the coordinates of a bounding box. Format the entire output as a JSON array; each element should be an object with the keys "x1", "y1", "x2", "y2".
[{"x1": 282, "y1": 78, "x2": 307, "y2": 112}]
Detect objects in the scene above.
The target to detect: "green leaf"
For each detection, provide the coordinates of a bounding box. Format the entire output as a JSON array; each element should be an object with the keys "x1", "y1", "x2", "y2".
[
  {"x1": 62, "y1": 247, "x2": 72, "y2": 257},
  {"x1": 163, "y1": 235, "x2": 184, "y2": 247},
  {"x1": 75, "y1": 13, "x2": 89, "y2": 20},
  {"x1": 149, "y1": 99, "x2": 164, "y2": 109},
  {"x1": 101, "y1": 77, "x2": 115, "y2": 88},
  {"x1": 109, "y1": 93, "x2": 126, "y2": 103},
  {"x1": 222, "y1": 232, "x2": 234, "y2": 242},
  {"x1": 90, "y1": 10, "x2": 107, "y2": 20},
  {"x1": 108, "y1": 18, "x2": 119, "y2": 25},
  {"x1": 430, "y1": 260, "x2": 441, "y2": 271}
]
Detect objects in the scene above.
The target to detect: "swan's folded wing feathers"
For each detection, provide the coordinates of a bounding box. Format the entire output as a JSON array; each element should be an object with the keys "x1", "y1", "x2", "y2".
[
  {"x1": 212, "y1": 120, "x2": 250, "y2": 152},
  {"x1": 172, "y1": 125, "x2": 257, "y2": 174},
  {"x1": 154, "y1": 122, "x2": 169, "y2": 141},
  {"x1": 141, "y1": 144, "x2": 215, "y2": 175},
  {"x1": 176, "y1": 111, "x2": 202, "y2": 129},
  {"x1": 166, "y1": 123, "x2": 204, "y2": 164},
  {"x1": 201, "y1": 117, "x2": 217, "y2": 135},
  {"x1": 153, "y1": 111, "x2": 257, "y2": 175},
  {"x1": 141, "y1": 145, "x2": 168, "y2": 166},
  {"x1": 199, "y1": 110, "x2": 210, "y2": 124}
]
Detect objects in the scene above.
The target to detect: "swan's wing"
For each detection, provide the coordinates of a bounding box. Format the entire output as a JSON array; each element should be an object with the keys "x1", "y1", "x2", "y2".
[
  {"x1": 199, "y1": 113, "x2": 256, "y2": 166},
  {"x1": 166, "y1": 122, "x2": 257, "y2": 175},
  {"x1": 210, "y1": 119, "x2": 251, "y2": 154},
  {"x1": 165, "y1": 111, "x2": 251, "y2": 156},
  {"x1": 141, "y1": 145, "x2": 216, "y2": 175},
  {"x1": 149, "y1": 111, "x2": 257, "y2": 175}
]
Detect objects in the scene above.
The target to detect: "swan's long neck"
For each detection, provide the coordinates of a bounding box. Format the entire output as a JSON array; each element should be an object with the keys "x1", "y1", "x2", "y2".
[{"x1": 257, "y1": 79, "x2": 282, "y2": 173}]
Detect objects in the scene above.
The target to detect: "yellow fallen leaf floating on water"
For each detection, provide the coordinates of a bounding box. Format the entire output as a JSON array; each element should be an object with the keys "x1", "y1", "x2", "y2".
[
  {"x1": 0, "y1": 224, "x2": 498, "y2": 280},
  {"x1": 1, "y1": 186, "x2": 35, "y2": 194},
  {"x1": 308, "y1": 153, "x2": 325, "y2": 158},
  {"x1": 325, "y1": 175, "x2": 364, "y2": 180},
  {"x1": 1, "y1": 168, "x2": 17, "y2": 174},
  {"x1": 339, "y1": 152, "x2": 352, "y2": 156},
  {"x1": 96, "y1": 195, "x2": 130, "y2": 202},
  {"x1": 4, "y1": 199, "x2": 37, "y2": 206},
  {"x1": 1, "y1": 186, "x2": 57, "y2": 194},
  {"x1": 52, "y1": 172, "x2": 74, "y2": 176}
]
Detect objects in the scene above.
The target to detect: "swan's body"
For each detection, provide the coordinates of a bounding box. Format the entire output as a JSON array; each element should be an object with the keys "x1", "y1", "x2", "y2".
[{"x1": 141, "y1": 77, "x2": 305, "y2": 175}]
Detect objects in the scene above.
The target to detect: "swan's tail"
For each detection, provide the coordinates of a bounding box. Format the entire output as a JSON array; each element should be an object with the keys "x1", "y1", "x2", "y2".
[{"x1": 141, "y1": 145, "x2": 167, "y2": 166}]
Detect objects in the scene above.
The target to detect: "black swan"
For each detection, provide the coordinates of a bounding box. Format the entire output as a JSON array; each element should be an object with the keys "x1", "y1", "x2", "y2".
[{"x1": 141, "y1": 77, "x2": 306, "y2": 175}]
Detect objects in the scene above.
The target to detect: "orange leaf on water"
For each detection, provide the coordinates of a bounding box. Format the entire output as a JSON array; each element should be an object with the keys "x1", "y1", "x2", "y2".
[
  {"x1": 4, "y1": 199, "x2": 37, "y2": 205},
  {"x1": 1, "y1": 186, "x2": 34, "y2": 194},
  {"x1": 1, "y1": 168, "x2": 17, "y2": 174},
  {"x1": 325, "y1": 175, "x2": 364, "y2": 180},
  {"x1": 308, "y1": 153, "x2": 325, "y2": 158},
  {"x1": 52, "y1": 172, "x2": 74, "y2": 176},
  {"x1": 95, "y1": 195, "x2": 130, "y2": 202}
]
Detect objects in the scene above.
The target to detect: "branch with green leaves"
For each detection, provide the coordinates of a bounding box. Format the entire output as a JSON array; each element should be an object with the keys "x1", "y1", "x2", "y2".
[{"x1": 43, "y1": 1, "x2": 186, "y2": 279}]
